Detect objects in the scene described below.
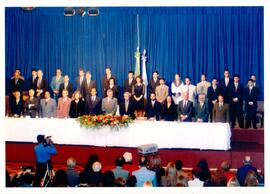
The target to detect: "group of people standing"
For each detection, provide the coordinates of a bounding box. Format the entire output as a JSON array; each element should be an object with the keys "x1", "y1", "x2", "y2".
[{"x1": 8, "y1": 67, "x2": 261, "y2": 129}]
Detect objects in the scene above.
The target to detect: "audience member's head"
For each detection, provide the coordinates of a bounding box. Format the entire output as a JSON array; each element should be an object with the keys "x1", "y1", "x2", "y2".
[
  {"x1": 227, "y1": 177, "x2": 240, "y2": 187},
  {"x1": 243, "y1": 155, "x2": 252, "y2": 165},
  {"x1": 139, "y1": 156, "x2": 148, "y2": 167},
  {"x1": 123, "y1": 152, "x2": 132, "y2": 164},
  {"x1": 210, "y1": 170, "x2": 227, "y2": 186},
  {"x1": 126, "y1": 175, "x2": 137, "y2": 187},
  {"x1": 176, "y1": 175, "x2": 188, "y2": 187},
  {"x1": 101, "y1": 170, "x2": 115, "y2": 187},
  {"x1": 85, "y1": 154, "x2": 99, "y2": 172},
  {"x1": 115, "y1": 156, "x2": 125, "y2": 168},
  {"x1": 67, "y1": 157, "x2": 76, "y2": 169},
  {"x1": 22, "y1": 173, "x2": 35, "y2": 186},
  {"x1": 115, "y1": 177, "x2": 126, "y2": 187},
  {"x1": 143, "y1": 181, "x2": 153, "y2": 187},
  {"x1": 220, "y1": 160, "x2": 230, "y2": 172},
  {"x1": 196, "y1": 159, "x2": 211, "y2": 181},
  {"x1": 175, "y1": 160, "x2": 183, "y2": 171},
  {"x1": 92, "y1": 162, "x2": 102, "y2": 173},
  {"x1": 37, "y1": 135, "x2": 45, "y2": 144},
  {"x1": 244, "y1": 170, "x2": 259, "y2": 186},
  {"x1": 149, "y1": 155, "x2": 162, "y2": 170},
  {"x1": 52, "y1": 169, "x2": 68, "y2": 187},
  {"x1": 165, "y1": 162, "x2": 177, "y2": 178}
]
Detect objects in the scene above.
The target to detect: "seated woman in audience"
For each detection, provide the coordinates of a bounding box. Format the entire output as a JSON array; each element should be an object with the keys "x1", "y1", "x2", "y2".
[
  {"x1": 24, "y1": 89, "x2": 39, "y2": 118},
  {"x1": 162, "y1": 95, "x2": 177, "y2": 121},
  {"x1": 69, "y1": 91, "x2": 85, "y2": 118},
  {"x1": 132, "y1": 76, "x2": 145, "y2": 117},
  {"x1": 149, "y1": 155, "x2": 165, "y2": 186},
  {"x1": 196, "y1": 159, "x2": 211, "y2": 182},
  {"x1": 161, "y1": 162, "x2": 178, "y2": 187},
  {"x1": 10, "y1": 90, "x2": 24, "y2": 117}
]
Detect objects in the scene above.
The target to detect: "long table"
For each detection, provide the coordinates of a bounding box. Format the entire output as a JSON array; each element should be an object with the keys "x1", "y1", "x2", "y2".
[{"x1": 5, "y1": 118, "x2": 231, "y2": 150}]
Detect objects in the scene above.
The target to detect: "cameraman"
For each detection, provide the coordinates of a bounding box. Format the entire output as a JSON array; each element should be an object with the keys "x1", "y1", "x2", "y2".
[{"x1": 33, "y1": 135, "x2": 57, "y2": 187}]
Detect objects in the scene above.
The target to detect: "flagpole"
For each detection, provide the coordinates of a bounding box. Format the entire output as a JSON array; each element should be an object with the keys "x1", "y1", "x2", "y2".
[{"x1": 134, "y1": 14, "x2": 140, "y2": 76}]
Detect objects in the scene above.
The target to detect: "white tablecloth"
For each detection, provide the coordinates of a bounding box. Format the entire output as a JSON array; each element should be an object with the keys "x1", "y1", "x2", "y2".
[{"x1": 5, "y1": 118, "x2": 231, "y2": 150}]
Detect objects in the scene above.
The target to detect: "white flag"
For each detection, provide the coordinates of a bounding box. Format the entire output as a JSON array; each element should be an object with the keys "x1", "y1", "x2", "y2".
[{"x1": 141, "y1": 49, "x2": 148, "y2": 98}]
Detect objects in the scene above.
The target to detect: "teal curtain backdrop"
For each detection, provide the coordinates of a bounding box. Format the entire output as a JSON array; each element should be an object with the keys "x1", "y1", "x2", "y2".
[{"x1": 5, "y1": 7, "x2": 264, "y2": 99}]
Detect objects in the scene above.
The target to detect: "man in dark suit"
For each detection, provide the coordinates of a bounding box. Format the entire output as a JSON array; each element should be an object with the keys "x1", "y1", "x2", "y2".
[
  {"x1": 148, "y1": 71, "x2": 160, "y2": 95},
  {"x1": 82, "y1": 71, "x2": 97, "y2": 99},
  {"x1": 194, "y1": 94, "x2": 208, "y2": 122},
  {"x1": 177, "y1": 92, "x2": 193, "y2": 122},
  {"x1": 212, "y1": 95, "x2": 230, "y2": 123},
  {"x1": 25, "y1": 68, "x2": 38, "y2": 91},
  {"x1": 244, "y1": 79, "x2": 259, "y2": 129},
  {"x1": 8, "y1": 69, "x2": 25, "y2": 99},
  {"x1": 102, "y1": 67, "x2": 116, "y2": 97},
  {"x1": 123, "y1": 71, "x2": 135, "y2": 94},
  {"x1": 145, "y1": 93, "x2": 162, "y2": 121},
  {"x1": 119, "y1": 92, "x2": 135, "y2": 119},
  {"x1": 230, "y1": 74, "x2": 244, "y2": 128},
  {"x1": 75, "y1": 68, "x2": 85, "y2": 95},
  {"x1": 219, "y1": 69, "x2": 234, "y2": 103},
  {"x1": 59, "y1": 75, "x2": 74, "y2": 98},
  {"x1": 34, "y1": 70, "x2": 48, "y2": 98},
  {"x1": 250, "y1": 74, "x2": 261, "y2": 96},
  {"x1": 85, "y1": 88, "x2": 101, "y2": 115},
  {"x1": 207, "y1": 78, "x2": 221, "y2": 122},
  {"x1": 24, "y1": 89, "x2": 40, "y2": 118},
  {"x1": 10, "y1": 90, "x2": 24, "y2": 117}
]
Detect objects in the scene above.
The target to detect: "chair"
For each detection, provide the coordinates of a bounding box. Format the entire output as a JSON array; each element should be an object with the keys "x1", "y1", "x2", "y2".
[{"x1": 256, "y1": 101, "x2": 264, "y2": 128}]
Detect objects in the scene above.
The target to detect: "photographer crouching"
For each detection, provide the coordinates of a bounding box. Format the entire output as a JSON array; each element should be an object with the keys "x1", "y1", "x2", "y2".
[{"x1": 33, "y1": 135, "x2": 57, "y2": 187}]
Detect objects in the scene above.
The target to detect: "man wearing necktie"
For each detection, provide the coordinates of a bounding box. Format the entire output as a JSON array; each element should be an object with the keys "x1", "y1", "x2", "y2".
[
  {"x1": 56, "y1": 89, "x2": 72, "y2": 118},
  {"x1": 119, "y1": 92, "x2": 135, "y2": 119},
  {"x1": 59, "y1": 75, "x2": 74, "y2": 98},
  {"x1": 177, "y1": 92, "x2": 193, "y2": 122},
  {"x1": 85, "y1": 88, "x2": 101, "y2": 115},
  {"x1": 155, "y1": 78, "x2": 169, "y2": 104},
  {"x1": 145, "y1": 93, "x2": 162, "y2": 121},
  {"x1": 102, "y1": 89, "x2": 118, "y2": 115},
  {"x1": 230, "y1": 74, "x2": 244, "y2": 128},
  {"x1": 244, "y1": 79, "x2": 259, "y2": 129},
  {"x1": 194, "y1": 94, "x2": 209, "y2": 122},
  {"x1": 35, "y1": 70, "x2": 48, "y2": 98},
  {"x1": 212, "y1": 95, "x2": 229, "y2": 123}
]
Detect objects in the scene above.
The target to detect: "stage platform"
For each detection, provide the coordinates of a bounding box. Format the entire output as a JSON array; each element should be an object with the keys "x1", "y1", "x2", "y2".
[{"x1": 6, "y1": 135, "x2": 264, "y2": 171}]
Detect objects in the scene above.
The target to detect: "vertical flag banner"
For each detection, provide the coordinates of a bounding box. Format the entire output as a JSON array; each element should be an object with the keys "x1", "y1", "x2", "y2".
[
  {"x1": 134, "y1": 14, "x2": 140, "y2": 76},
  {"x1": 141, "y1": 49, "x2": 148, "y2": 98}
]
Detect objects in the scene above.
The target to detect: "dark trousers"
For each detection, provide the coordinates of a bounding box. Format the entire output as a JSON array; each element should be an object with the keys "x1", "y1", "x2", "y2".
[
  {"x1": 245, "y1": 106, "x2": 257, "y2": 129},
  {"x1": 33, "y1": 162, "x2": 47, "y2": 187},
  {"x1": 230, "y1": 103, "x2": 244, "y2": 128}
]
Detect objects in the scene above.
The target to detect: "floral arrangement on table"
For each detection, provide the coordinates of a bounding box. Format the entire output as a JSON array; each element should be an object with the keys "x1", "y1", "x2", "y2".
[{"x1": 77, "y1": 115, "x2": 134, "y2": 130}]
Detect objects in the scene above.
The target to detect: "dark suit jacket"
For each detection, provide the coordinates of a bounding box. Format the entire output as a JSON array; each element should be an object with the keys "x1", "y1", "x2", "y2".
[
  {"x1": 69, "y1": 99, "x2": 85, "y2": 118},
  {"x1": 59, "y1": 82, "x2": 74, "y2": 98},
  {"x1": 177, "y1": 100, "x2": 193, "y2": 121},
  {"x1": 243, "y1": 87, "x2": 259, "y2": 113},
  {"x1": 212, "y1": 103, "x2": 230, "y2": 123},
  {"x1": 34, "y1": 78, "x2": 48, "y2": 98},
  {"x1": 85, "y1": 96, "x2": 101, "y2": 115},
  {"x1": 25, "y1": 76, "x2": 38, "y2": 91},
  {"x1": 146, "y1": 100, "x2": 162, "y2": 120},
  {"x1": 148, "y1": 79, "x2": 160, "y2": 94},
  {"x1": 81, "y1": 80, "x2": 97, "y2": 99},
  {"x1": 123, "y1": 79, "x2": 136, "y2": 93},
  {"x1": 194, "y1": 103, "x2": 209, "y2": 122},
  {"x1": 207, "y1": 86, "x2": 221, "y2": 105},
  {"x1": 9, "y1": 78, "x2": 24, "y2": 95},
  {"x1": 102, "y1": 75, "x2": 116, "y2": 97},
  {"x1": 219, "y1": 78, "x2": 234, "y2": 103},
  {"x1": 24, "y1": 97, "x2": 40, "y2": 118},
  {"x1": 10, "y1": 99, "x2": 24, "y2": 116},
  {"x1": 230, "y1": 83, "x2": 244, "y2": 108},
  {"x1": 75, "y1": 76, "x2": 85, "y2": 93},
  {"x1": 162, "y1": 103, "x2": 177, "y2": 121},
  {"x1": 119, "y1": 100, "x2": 135, "y2": 119}
]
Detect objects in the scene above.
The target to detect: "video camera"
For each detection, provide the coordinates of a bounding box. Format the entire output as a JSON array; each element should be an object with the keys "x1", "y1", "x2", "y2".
[{"x1": 44, "y1": 136, "x2": 53, "y2": 145}]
